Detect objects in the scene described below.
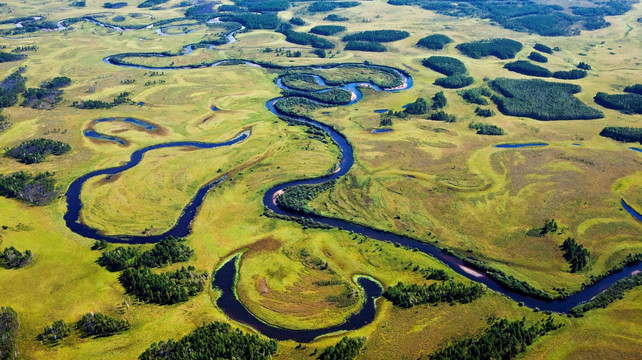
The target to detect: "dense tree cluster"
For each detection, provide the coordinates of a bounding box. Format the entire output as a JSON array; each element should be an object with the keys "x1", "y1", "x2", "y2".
[
  {"x1": 571, "y1": 274, "x2": 642, "y2": 315},
  {"x1": 474, "y1": 107, "x2": 495, "y2": 118},
  {"x1": 434, "y1": 74, "x2": 473, "y2": 89},
  {"x1": 460, "y1": 88, "x2": 490, "y2": 105},
  {"x1": 277, "y1": 181, "x2": 335, "y2": 215},
  {"x1": 344, "y1": 41, "x2": 386, "y2": 52},
  {"x1": 38, "y1": 320, "x2": 71, "y2": 344},
  {"x1": 278, "y1": 24, "x2": 335, "y2": 49},
  {"x1": 342, "y1": 30, "x2": 409, "y2": 42},
  {"x1": 404, "y1": 97, "x2": 428, "y2": 114},
  {"x1": 463, "y1": 258, "x2": 554, "y2": 299},
  {"x1": 103, "y1": 2, "x2": 128, "y2": 9},
  {"x1": 422, "y1": 56, "x2": 467, "y2": 76},
  {"x1": 289, "y1": 17, "x2": 305, "y2": 26},
  {"x1": 319, "y1": 337, "x2": 366, "y2": 360},
  {"x1": 428, "y1": 111, "x2": 456, "y2": 122},
  {"x1": 456, "y1": 38, "x2": 522, "y2": 59},
  {"x1": 221, "y1": 14, "x2": 280, "y2": 29},
  {"x1": 0, "y1": 52, "x2": 27, "y2": 63},
  {"x1": 324, "y1": 14, "x2": 348, "y2": 21},
  {"x1": 119, "y1": 266, "x2": 207, "y2": 304},
  {"x1": 416, "y1": 34, "x2": 452, "y2": 50},
  {"x1": 137, "y1": 0, "x2": 168, "y2": 8},
  {"x1": 552, "y1": 69, "x2": 587, "y2": 80},
  {"x1": 599, "y1": 126, "x2": 642, "y2": 143},
  {"x1": 71, "y1": 92, "x2": 133, "y2": 109},
  {"x1": 0, "y1": 171, "x2": 57, "y2": 205},
  {"x1": 470, "y1": 122, "x2": 503, "y2": 135},
  {"x1": 0, "y1": 307, "x2": 19, "y2": 360},
  {"x1": 594, "y1": 92, "x2": 642, "y2": 114},
  {"x1": 489, "y1": 78, "x2": 603, "y2": 120},
  {"x1": 387, "y1": 0, "x2": 631, "y2": 36},
  {"x1": 2, "y1": 247, "x2": 33, "y2": 268},
  {"x1": 384, "y1": 281, "x2": 485, "y2": 308},
  {"x1": 98, "y1": 236, "x2": 194, "y2": 271},
  {"x1": 624, "y1": 84, "x2": 642, "y2": 95},
  {"x1": 242, "y1": 0, "x2": 289, "y2": 12},
  {"x1": 533, "y1": 43, "x2": 553, "y2": 54},
  {"x1": 527, "y1": 51, "x2": 548, "y2": 63},
  {"x1": 576, "y1": 61, "x2": 591, "y2": 70},
  {"x1": 429, "y1": 317, "x2": 562, "y2": 360},
  {"x1": 307, "y1": 1, "x2": 360, "y2": 13},
  {"x1": 41, "y1": 76, "x2": 71, "y2": 89},
  {"x1": 5, "y1": 138, "x2": 71, "y2": 164},
  {"x1": 0, "y1": 69, "x2": 27, "y2": 108},
  {"x1": 422, "y1": 56, "x2": 473, "y2": 89},
  {"x1": 138, "y1": 322, "x2": 277, "y2": 360},
  {"x1": 504, "y1": 60, "x2": 552, "y2": 77},
  {"x1": 560, "y1": 237, "x2": 590, "y2": 272},
  {"x1": 309, "y1": 25, "x2": 346, "y2": 36},
  {"x1": 77, "y1": 313, "x2": 130, "y2": 337},
  {"x1": 432, "y1": 91, "x2": 447, "y2": 109}
]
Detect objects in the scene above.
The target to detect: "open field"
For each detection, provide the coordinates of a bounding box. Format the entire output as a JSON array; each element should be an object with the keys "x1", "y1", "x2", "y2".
[{"x1": 0, "y1": 0, "x2": 640, "y2": 358}]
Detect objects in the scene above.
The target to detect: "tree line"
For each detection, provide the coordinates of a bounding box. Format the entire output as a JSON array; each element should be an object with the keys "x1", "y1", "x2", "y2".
[
  {"x1": 119, "y1": 266, "x2": 207, "y2": 305},
  {"x1": 571, "y1": 273, "x2": 642, "y2": 315},
  {"x1": 138, "y1": 321, "x2": 277, "y2": 360},
  {"x1": 0, "y1": 171, "x2": 57, "y2": 205},
  {"x1": 384, "y1": 281, "x2": 485, "y2": 308},
  {"x1": 560, "y1": 237, "x2": 590, "y2": 272},
  {"x1": 71, "y1": 91, "x2": 134, "y2": 110},
  {"x1": 429, "y1": 317, "x2": 562, "y2": 360},
  {"x1": 594, "y1": 92, "x2": 642, "y2": 114},
  {"x1": 599, "y1": 126, "x2": 642, "y2": 143},
  {"x1": 5, "y1": 138, "x2": 71, "y2": 164},
  {"x1": 97, "y1": 236, "x2": 194, "y2": 271}
]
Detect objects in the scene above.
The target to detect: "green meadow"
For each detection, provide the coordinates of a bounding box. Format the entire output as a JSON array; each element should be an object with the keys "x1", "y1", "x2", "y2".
[{"x1": 0, "y1": 0, "x2": 640, "y2": 359}]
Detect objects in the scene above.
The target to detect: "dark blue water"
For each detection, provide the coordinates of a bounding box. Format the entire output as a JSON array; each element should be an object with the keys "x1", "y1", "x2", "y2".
[
  {"x1": 64, "y1": 131, "x2": 250, "y2": 244},
  {"x1": 84, "y1": 130, "x2": 126, "y2": 146},
  {"x1": 372, "y1": 128, "x2": 393, "y2": 133},
  {"x1": 621, "y1": 199, "x2": 642, "y2": 222},
  {"x1": 631, "y1": 147, "x2": 642, "y2": 153},
  {"x1": 374, "y1": 109, "x2": 388, "y2": 114},
  {"x1": 573, "y1": 143, "x2": 581, "y2": 146},
  {"x1": 211, "y1": 106, "x2": 220, "y2": 111},
  {"x1": 213, "y1": 255, "x2": 383, "y2": 342},
  {"x1": 94, "y1": 117, "x2": 157, "y2": 131},
  {"x1": 495, "y1": 143, "x2": 549, "y2": 148}
]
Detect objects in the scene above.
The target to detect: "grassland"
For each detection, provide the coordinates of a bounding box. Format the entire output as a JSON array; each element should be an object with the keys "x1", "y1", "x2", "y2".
[{"x1": 0, "y1": 0, "x2": 640, "y2": 359}]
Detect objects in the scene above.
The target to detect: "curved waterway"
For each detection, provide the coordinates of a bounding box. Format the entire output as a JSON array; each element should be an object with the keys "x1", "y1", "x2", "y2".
[
  {"x1": 64, "y1": 130, "x2": 250, "y2": 244},
  {"x1": 213, "y1": 255, "x2": 383, "y2": 342},
  {"x1": 63, "y1": 17, "x2": 642, "y2": 341}
]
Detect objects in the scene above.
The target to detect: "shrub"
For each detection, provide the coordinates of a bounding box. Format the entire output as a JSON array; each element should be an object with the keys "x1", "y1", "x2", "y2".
[
  {"x1": 577, "y1": 61, "x2": 591, "y2": 70},
  {"x1": 474, "y1": 107, "x2": 496, "y2": 118},
  {"x1": 308, "y1": 1, "x2": 360, "y2": 13},
  {"x1": 0, "y1": 171, "x2": 57, "y2": 205},
  {"x1": 39, "y1": 320, "x2": 72, "y2": 344},
  {"x1": 0, "y1": 307, "x2": 19, "y2": 360},
  {"x1": 429, "y1": 111, "x2": 456, "y2": 122},
  {"x1": 460, "y1": 88, "x2": 490, "y2": 105}
]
